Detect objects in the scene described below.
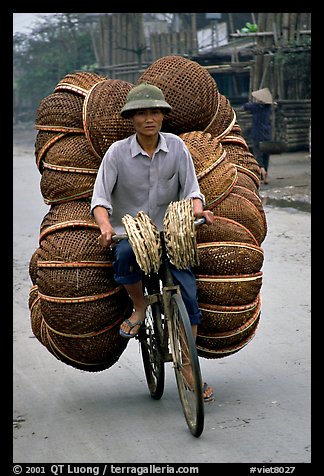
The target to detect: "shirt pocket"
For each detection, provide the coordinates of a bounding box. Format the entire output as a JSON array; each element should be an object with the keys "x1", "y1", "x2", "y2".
[{"x1": 157, "y1": 173, "x2": 179, "y2": 206}]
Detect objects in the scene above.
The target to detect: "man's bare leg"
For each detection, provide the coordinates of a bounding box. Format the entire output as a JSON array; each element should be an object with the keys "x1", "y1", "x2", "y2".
[
  {"x1": 182, "y1": 324, "x2": 214, "y2": 401},
  {"x1": 120, "y1": 281, "x2": 147, "y2": 337}
]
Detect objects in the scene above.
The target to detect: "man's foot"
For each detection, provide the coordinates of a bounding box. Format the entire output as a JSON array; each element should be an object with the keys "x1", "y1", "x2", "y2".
[
  {"x1": 182, "y1": 367, "x2": 215, "y2": 403},
  {"x1": 263, "y1": 172, "x2": 269, "y2": 184},
  {"x1": 119, "y1": 309, "x2": 145, "y2": 339},
  {"x1": 203, "y1": 382, "x2": 215, "y2": 403},
  {"x1": 260, "y1": 167, "x2": 267, "y2": 183}
]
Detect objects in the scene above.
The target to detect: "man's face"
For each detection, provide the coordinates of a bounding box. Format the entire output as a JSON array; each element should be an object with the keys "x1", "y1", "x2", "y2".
[{"x1": 131, "y1": 108, "x2": 164, "y2": 137}]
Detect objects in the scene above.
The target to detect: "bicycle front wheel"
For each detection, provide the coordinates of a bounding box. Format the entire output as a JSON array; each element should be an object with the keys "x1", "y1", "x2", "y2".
[{"x1": 169, "y1": 293, "x2": 204, "y2": 437}]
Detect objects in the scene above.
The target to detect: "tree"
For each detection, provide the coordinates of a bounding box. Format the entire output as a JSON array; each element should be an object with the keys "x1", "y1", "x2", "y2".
[{"x1": 13, "y1": 13, "x2": 96, "y2": 122}]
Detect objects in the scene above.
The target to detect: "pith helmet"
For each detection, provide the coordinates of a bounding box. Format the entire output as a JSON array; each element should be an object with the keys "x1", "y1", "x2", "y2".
[
  {"x1": 251, "y1": 88, "x2": 273, "y2": 104},
  {"x1": 120, "y1": 83, "x2": 172, "y2": 117}
]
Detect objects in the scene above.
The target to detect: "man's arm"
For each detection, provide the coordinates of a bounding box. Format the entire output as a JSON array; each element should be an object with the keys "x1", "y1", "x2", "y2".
[{"x1": 93, "y1": 206, "x2": 115, "y2": 248}]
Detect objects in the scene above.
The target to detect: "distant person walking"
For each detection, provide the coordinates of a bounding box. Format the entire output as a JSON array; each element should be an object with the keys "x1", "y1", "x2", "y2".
[{"x1": 244, "y1": 88, "x2": 274, "y2": 184}]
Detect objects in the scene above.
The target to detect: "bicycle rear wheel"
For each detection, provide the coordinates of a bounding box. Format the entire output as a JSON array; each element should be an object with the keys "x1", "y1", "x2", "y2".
[
  {"x1": 139, "y1": 296, "x2": 165, "y2": 400},
  {"x1": 169, "y1": 293, "x2": 204, "y2": 437}
]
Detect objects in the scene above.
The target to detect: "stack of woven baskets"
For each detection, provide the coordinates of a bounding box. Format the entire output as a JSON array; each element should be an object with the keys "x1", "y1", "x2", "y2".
[
  {"x1": 28, "y1": 56, "x2": 267, "y2": 371},
  {"x1": 29, "y1": 72, "x2": 135, "y2": 371}
]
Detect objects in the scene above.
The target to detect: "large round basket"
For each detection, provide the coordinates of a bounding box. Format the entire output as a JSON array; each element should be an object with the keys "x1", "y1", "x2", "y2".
[
  {"x1": 208, "y1": 192, "x2": 267, "y2": 245},
  {"x1": 54, "y1": 71, "x2": 106, "y2": 96},
  {"x1": 196, "y1": 216, "x2": 258, "y2": 246},
  {"x1": 196, "y1": 308, "x2": 260, "y2": 359},
  {"x1": 29, "y1": 285, "x2": 131, "y2": 372},
  {"x1": 83, "y1": 79, "x2": 135, "y2": 159},
  {"x1": 194, "y1": 242, "x2": 264, "y2": 276},
  {"x1": 37, "y1": 133, "x2": 101, "y2": 172},
  {"x1": 199, "y1": 294, "x2": 261, "y2": 333},
  {"x1": 196, "y1": 272, "x2": 263, "y2": 306},
  {"x1": 204, "y1": 93, "x2": 236, "y2": 140},
  {"x1": 138, "y1": 55, "x2": 218, "y2": 134},
  {"x1": 35, "y1": 91, "x2": 84, "y2": 133},
  {"x1": 180, "y1": 131, "x2": 237, "y2": 207}
]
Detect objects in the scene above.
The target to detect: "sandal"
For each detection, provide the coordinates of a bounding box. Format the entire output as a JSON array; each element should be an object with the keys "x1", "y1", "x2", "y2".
[
  {"x1": 119, "y1": 318, "x2": 144, "y2": 339},
  {"x1": 203, "y1": 382, "x2": 215, "y2": 403}
]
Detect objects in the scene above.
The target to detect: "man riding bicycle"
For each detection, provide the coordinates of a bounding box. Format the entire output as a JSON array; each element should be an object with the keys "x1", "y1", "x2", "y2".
[{"x1": 90, "y1": 83, "x2": 215, "y2": 402}]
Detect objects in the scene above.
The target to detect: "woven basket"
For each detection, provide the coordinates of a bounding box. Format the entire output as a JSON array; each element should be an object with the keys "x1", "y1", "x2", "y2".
[
  {"x1": 40, "y1": 199, "x2": 94, "y2": 232},
  {"x1": 197, "y1": 328, "x2": 258, "y2": 359},
  {"x1": 196, "y1": 309, "x2": 260, "y2": 359},
  {"x1": 83, "y1": 79, "x2": 135, "y2": 159},
  {"x1": 194, "y1": 242, "x2": 264, "y2": 276},
  {"x1": 29, "y1": 286, "x2": 131, "y2": 372},
  {"x1": 138, "y1": 55, "x2": 218, "y2": 134},
  {"x1": 37, "y1": 261, "x2": 115, "y2": 298},
  {"x1": 221, "y1": 128, "x2": 249, "y2": 150},
  {"x1": 197, "y1": 157, "x2": 237, "y2": 207},
  {"x1": 54, "y1": 71, "x2": 106, "y2": 96},
  {"x1": 38, "y1": 285, "x2": 129, "y2": 335},
  {"x1": 204, "y1": 93, "x2": 236, "y2": 140},
  {"x1": 29, "y1": 286, "x2": 45, "y2": 345},
  {"x1": 35, "y1": 91, "x2": 84, "y2": 132},
  {"x1": 208, "y1": 192, "x2": 267, "y2": 245},
  {"x1": 235, "y1": 170, "x2": 259, "y2": 194},
  {"x1": 35, "y1": 131, "x2": 69, "y2": 171},
  {"x1": 39, "y1": 221, "x2": 109, "y2": 263},
  {"x1": 179, "y1": 131, "x2": 237, "y2": 207},
  {"x1": 40, "y1": 166, "x2": 96, "y2": 205},
  {"x1": 29, "y1": 248, "x2": 41, "y2": 285},
  {"x1": 232, "y1": 186, "x2": 267, "y2": 233},
  {"x1": 37, "y1": 133, "x2": 101, "y2": 173},
  {"x1": 196, "y1": 272, "x2": 263, "y2": 306},
  {"x1": 199, "y1": 294, "x2": 261, "y2": 333},
  {"x1": 179, "y1": 131, "x2": 222, "y2": 174},
  {"x1": 235, "y1": 164, "x2": 260, "y2": 189},
  {"x1": 41, "y1": 317, "x2": 130, "y2": 372},
  {"x1": 196, "y1": 216, "x2": 258, "y2": 246},
  {"x1": 223, "y1": 143, "x2": 261, "y2": 181}
]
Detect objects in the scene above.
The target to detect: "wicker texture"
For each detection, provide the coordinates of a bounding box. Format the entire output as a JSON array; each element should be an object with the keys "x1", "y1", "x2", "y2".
[
  {"x1": 194, "y1": 242, "x2": 264, "y2": 276},
  {"x1": 138, "y1": 55, "x2": 218, "y2": 134},
  {"x1": 54, "y1": 71, "x2": 106, "y2": 96},
  {"x1": 196, "y1": 272, "x2": 263, "y2": 306},
  {"x1": 232, "y1": 186, "x2": 267, "y2": 233},
  {"x1": 40, "y1": 167, "x2": 96, "y2": 205},
  {"x1": 235, "y1": 170, "x2": 259, "y2": 193},
  {"x1": 204, "y1": 93, "x2": 236, "y2": 140},
  {"x1": 196, "y1": 310, "x2": 260, "y2": 359},
  {"x1": 180, "y1": 131, "x2": 237, "y2": 207},
  {"x1": 40, "y1": 200, "x2": 94, "y2": 231},
  {"x1": 196, "y1": 216, "x2": 258, "y2": 245},
  {"x1": 199, "y1": 294, "x2": 261, "y2": 333},
  {"x1": 38, "y1": 133, "x2": 101, "y2": 171},
  {"x1": 35, "y1": 91, "x2": 84, "y2": 131},
  {"x1": 208, "y1": 192, "x2": 267, "y2": 245},
  {"x1": 83, "y1": 79, "x2": 135, "y2": 159},
  {"x1": 29, "y1": 285, "x2": 130, "y2": 372},
  {"x1": 223, "y1": 143, "x2": 261, "y2": 181}
]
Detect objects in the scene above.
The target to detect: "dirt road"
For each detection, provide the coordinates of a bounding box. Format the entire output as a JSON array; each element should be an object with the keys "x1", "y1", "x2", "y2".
[{"x1": 13, "y1": 124, "x2": 311, "y2": 464}]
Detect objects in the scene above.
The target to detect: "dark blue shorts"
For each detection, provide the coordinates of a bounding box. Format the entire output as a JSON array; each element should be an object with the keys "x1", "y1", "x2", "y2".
[{"x1": 113, "y1": 239, "x2": 201, "y2": 326}]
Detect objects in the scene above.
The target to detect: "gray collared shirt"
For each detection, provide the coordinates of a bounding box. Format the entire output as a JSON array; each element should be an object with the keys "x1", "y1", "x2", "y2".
[{"x1": 90, "y1": 132, "x2": 205, "y2": 234}]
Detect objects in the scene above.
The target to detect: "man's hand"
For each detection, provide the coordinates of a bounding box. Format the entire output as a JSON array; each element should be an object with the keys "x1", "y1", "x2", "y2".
[
  {"x1": 98, "y1": 230, "x2": 115, "y2": 248},
  {"x1": 196, "y1": 209, "x2": 215, "y2": 226}
]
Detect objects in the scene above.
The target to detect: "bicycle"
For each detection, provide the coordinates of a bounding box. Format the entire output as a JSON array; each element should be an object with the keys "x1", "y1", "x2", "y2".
[{"x1": 112, "y1": 216, "x2": 206, "y2": 437}]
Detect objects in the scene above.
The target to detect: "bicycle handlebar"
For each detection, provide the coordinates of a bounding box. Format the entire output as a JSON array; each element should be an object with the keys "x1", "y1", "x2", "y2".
[{"x1": 112, "y1": 217, "x2": 206, "y2": 242}]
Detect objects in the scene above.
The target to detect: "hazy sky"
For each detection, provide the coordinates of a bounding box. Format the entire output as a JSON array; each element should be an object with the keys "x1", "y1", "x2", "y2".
[{"x1": 13, "y1": 13, "x2": 55, "y2": 34}]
